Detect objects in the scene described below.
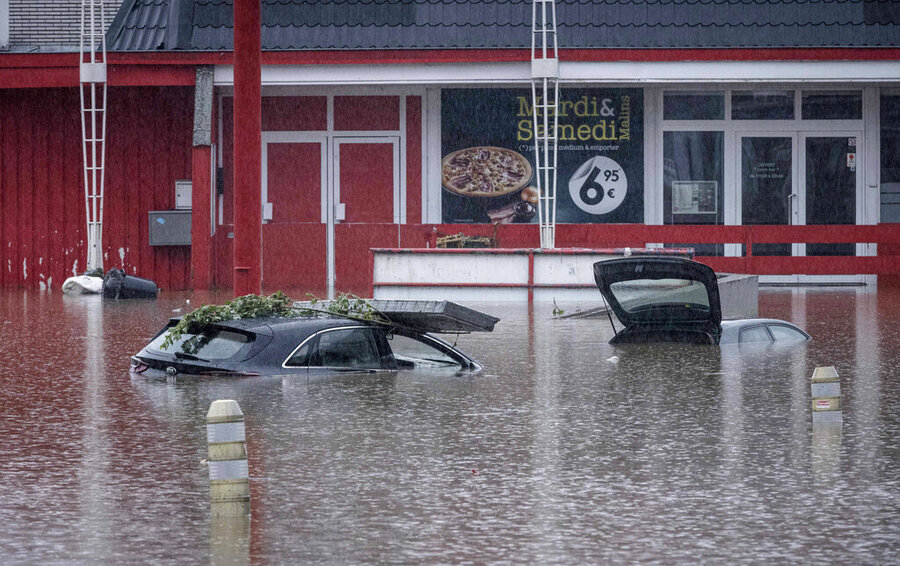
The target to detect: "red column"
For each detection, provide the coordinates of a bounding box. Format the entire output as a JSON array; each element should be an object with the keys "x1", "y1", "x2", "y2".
[
  {"x1": 191, "y1": 145, "x2": 212, "y2": 289},
  {"x1": 233, "y1": 0, "x2": 262, "y2": 296}
]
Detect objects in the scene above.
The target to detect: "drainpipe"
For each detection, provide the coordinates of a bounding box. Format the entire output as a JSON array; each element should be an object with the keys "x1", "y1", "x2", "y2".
[{"x1": 232, "y1": 0, "x2": 262, "y2": 296}]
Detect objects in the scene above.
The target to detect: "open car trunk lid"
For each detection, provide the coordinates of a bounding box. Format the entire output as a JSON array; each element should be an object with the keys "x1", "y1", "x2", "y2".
[
  {"x1": 295, "y1": 300, "x2": 499, "y2": 333},
  {"x1": 593, "y1": 257, "x2": 722, "y2": 344}
]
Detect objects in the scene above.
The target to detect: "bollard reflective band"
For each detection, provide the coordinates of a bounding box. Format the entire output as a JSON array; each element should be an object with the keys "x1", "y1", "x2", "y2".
[
  {"x1": 207, "y1": 422, "x2": 246, "y2": 443},
  {"x1": 811, "y1": 382, "x2": 841, "y2": 399},
  {"x1": 209, "y1": 459, "x2": 249, "y2": 481}
]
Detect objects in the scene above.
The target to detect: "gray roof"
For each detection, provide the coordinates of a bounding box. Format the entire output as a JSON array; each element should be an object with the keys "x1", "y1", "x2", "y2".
[{"x1": 107, "y1": 0, "x2": 900, "y2": 52}]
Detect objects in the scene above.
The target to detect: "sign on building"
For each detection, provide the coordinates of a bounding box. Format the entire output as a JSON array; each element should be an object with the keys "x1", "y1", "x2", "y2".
[{"x1": 441, "y1": 88, "x2": 643, "y2": 224}]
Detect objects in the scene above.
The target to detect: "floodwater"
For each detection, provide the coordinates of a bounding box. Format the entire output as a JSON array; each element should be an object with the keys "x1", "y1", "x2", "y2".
[{"x1": 1, "y1": 288, "x2": 898, "y2": 564}]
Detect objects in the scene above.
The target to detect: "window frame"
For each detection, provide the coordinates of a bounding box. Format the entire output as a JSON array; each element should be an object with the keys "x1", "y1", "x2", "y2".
[
  {"x1": 738, "y1": 324, "x2": 774, "y2": 344},
  {"x1": 282, "y1": 325, "x2": 390, "y2": 371}
]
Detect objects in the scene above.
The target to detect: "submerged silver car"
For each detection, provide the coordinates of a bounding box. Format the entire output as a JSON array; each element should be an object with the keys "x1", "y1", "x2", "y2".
[{"x1": 593, "y1": 256, "x2": 810, "y2": 345}]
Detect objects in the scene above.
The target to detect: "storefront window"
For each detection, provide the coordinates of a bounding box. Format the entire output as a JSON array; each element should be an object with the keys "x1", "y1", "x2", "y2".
[
  {"x1": 881, "y1": 94, "x2": 900, "y2": 223},
  {"x1": 732, "y1": 90, "x2": 794, "y2": 120},
  {"x1": 663, "y1": 91, "x2": 724, "y2": 120},
  {"x1": 802, "y1": 91, "x2": 862, "y2": 120},
  {"x1": 663, "y1": 131, "x2": 724, "y2": 225},
  {"x1": 663, "y1": 131, "x2": 724, "y2": 256}
]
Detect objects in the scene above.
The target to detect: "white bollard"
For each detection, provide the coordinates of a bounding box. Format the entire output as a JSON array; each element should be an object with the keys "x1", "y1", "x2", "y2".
[
  {"x1": 207, "y1": 400, "x2": 251, "y2": 517},
  {"x1": 811, "y1": 366, "x2": 842, "y2": 425}
]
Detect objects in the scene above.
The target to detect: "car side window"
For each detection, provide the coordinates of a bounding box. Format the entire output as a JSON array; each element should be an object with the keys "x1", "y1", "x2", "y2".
[
  {"x1": 285, "y1": 340, "x2": 313, "y2": 367},
  {"x1": 739, "y1": 325, "x2": 772, "y2": 344},
  {"x1": 769, "y1": 324, "x2": 808, "y2": 343},
  {"x1": 315, "y1": 328, "x2": 382, "y2": 369},
  {"x1": 387, "y1": 334, "x2": 462, "y2": 368}
]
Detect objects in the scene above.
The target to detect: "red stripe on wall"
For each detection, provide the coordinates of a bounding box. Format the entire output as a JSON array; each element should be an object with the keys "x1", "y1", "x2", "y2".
[
  {"x1": 0, "y1": 68, "x2": 79, "y2": 88},
  {"x1": 107, "y1": 65, "x2": 196, "y2": 86}
]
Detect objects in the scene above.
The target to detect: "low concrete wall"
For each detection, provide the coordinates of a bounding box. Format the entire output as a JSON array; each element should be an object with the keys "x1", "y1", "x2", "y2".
[{"x1": 372, "y1": 248, "x2": 694, "y2": 303}]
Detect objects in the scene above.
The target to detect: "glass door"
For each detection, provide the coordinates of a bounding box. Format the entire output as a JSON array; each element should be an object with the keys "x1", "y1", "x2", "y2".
[
  {"x1": 737, "y1": 133, "x2": 799, "y2": 282},
  {"x1": 798, "y1": 132, "x2": 863, "y2": 284}
]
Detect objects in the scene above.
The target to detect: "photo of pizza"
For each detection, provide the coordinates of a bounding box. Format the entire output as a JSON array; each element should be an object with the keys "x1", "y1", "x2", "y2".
[{"x1": 442, "y1": 146, "x2": 533, "y2": 197}]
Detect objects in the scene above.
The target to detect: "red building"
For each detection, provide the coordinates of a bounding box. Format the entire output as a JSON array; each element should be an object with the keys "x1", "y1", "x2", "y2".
[{"x1": 2, "y1": 1, "x2": 900, "y2": 293}]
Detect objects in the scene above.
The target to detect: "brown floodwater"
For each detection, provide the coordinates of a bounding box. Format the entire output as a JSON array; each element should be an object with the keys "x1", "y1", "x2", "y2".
[{"x1": 0, "y1": 288, "x2": 898, "y2": 563}]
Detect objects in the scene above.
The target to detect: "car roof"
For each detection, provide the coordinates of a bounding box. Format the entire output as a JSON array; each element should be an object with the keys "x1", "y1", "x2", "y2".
[
  {"x1": 719, "y1": 318, "x2": 811, "y2": 344},
  {"x1": 209, "y1": 314, "x2": 375, "y2": 333}
]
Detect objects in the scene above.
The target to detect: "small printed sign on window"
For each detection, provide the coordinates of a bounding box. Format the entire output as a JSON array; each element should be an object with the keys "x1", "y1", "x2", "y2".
[{"x1": 847, "y1": 153, "x2": 857, "y2": 170}]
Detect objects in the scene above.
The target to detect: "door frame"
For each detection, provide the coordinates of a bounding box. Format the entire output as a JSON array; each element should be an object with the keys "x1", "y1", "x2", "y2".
[
  {"x1": 797, "y1": 130, "x2": 865, "y2": 284},
  {"x1": 262, "y1": 133, "x2": 403, "y2": 297},
  {"x1": 260, "y1": 132, "x2": 328, "y2": 291},
  {"x1": 261, "y1": 131, "x2": 329, "y2": 224},
  {"x1": 734, "y1": 131, "x2": 800, "y2": 284},
  {"x1": 329, "y1": 136, "x2": 402, "y2": 297},
  {"x1": 734, "y1": 130, "x2": 867, "y2": 284}
]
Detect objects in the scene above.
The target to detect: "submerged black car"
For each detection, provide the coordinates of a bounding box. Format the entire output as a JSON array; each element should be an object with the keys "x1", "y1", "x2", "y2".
[
  {"x1": 593, "y1": 256, "x2": 810, "y2": 345},
  {"x1": 131, "y1": 300, "x2": 498, "y2": 378}
]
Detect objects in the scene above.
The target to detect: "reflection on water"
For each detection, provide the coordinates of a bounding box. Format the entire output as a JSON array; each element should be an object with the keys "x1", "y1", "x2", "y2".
[{"x1": 0, "y1": 288, "x2": 898, "y2": 563}]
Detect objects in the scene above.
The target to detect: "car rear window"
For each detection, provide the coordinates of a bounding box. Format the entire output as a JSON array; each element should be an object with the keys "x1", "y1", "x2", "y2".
[
  {"x1": 609, "y1": 278, "x2": 711, "y2": 314},
  {"x1": 147, "y1": 326, "x2": 252, "y2": 360}
]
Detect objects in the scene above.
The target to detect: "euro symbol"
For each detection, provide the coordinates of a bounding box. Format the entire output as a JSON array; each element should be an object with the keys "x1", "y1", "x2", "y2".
[{"x1": 607, "y1": 188, "x2": 615, "y2": 198}]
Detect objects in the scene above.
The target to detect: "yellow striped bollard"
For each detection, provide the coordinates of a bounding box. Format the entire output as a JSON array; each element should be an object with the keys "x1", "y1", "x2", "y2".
[{"x1": 207, "y1": 399, "x2": 251, "y2": 516}]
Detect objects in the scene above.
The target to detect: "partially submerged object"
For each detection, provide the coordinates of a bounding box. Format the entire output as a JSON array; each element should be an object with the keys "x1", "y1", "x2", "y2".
[
  {"x1": 102, "y1": 268, "x2": 158, "y2": 299},
  {"x1": 62, "y1": 274, "x2": 103, "y2": 295},
  {"x1": 131, "y1": 299, "x2": 498, "y2": 378},
  {"x1": 593, "y1": 256, "x2": 809, "y2": 345}
]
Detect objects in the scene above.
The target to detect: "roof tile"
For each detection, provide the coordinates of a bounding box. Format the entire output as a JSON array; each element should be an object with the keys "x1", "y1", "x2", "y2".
[{"x1": 108, "y1": 0, "x2": 900, "y2": 52}]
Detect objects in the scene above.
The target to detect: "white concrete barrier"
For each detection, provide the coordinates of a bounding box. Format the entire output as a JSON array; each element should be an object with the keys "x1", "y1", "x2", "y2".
[
  {"x1": 372, "y1": 248, "x2": 694, "y2": 302},
  {"x1": 207, "y1": 400, "x2": 251, "y2": 517}
]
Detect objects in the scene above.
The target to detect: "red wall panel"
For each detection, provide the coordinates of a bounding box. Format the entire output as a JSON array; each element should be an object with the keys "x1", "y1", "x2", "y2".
[
  {"x1": 267, "y1": 142, "x2": 322, "y2": 223},
  {"x1": 261, "y1": 96, "x2": 327, "y2": 131},
  {"x1": 262, "y1": 224, "x2": 327, "y2": 296},
  {"x1": 335, "y1": 224, "x2": 399, "y2": 296},
  {"x1": 339, "y1": 143, "x2": 395, "y2": 223},
  {"x1": 0, "y1": 86, "x2": 193, "y2": 290},
  {"x1": 333, "y1": 96, "x2": 399, "y2": 131}
]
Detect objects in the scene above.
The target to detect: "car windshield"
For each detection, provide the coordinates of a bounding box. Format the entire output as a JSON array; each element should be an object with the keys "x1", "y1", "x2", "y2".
[
  {"x1": 609, "y1": 278, "x2": 711, "y2": 314},
  {"x1": 147, "y1": 325, "x2": 251, "y2": 360}
]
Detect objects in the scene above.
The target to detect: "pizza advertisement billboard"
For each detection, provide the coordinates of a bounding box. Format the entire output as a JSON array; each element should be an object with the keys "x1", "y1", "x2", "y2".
[{"x1": 440, "y1": 88, "x2": 644, "y2": 224}]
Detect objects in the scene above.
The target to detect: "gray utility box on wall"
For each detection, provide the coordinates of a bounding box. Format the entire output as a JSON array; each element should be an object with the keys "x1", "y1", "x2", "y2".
[{"x1": 149, "y1": 210, "x2": 192, "y2": 246}]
